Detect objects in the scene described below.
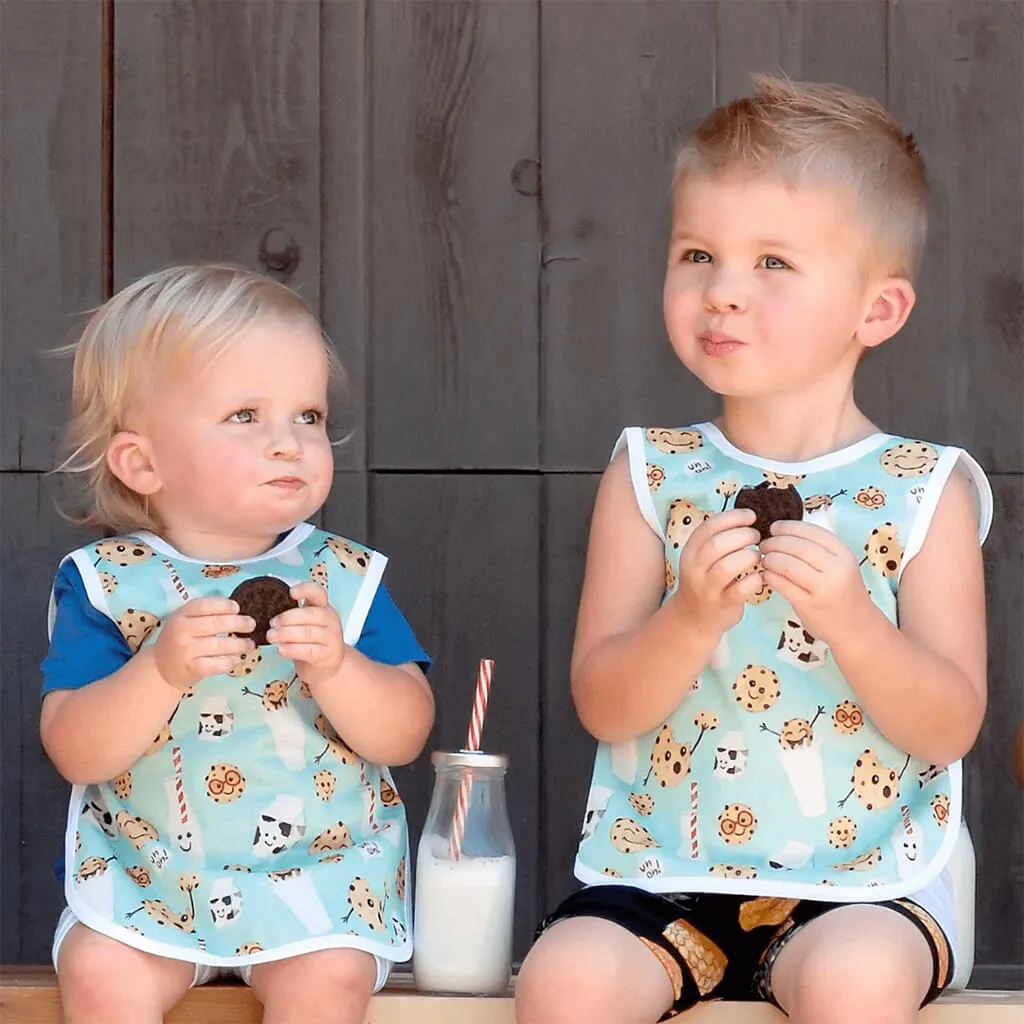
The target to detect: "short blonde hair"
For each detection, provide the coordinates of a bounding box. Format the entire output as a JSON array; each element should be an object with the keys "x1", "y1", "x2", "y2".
[
  {"x1": 673, "y1": 75, "x2": 930, "y2": 277},
  {"x1": 56, "y1": 263, "x2": 344, "y2": 534}
]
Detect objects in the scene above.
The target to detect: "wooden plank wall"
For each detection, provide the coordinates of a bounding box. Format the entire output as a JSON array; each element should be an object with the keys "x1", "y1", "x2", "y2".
[{"x1": 1, "y1": 0, "x2": 1021, "y2": 988}]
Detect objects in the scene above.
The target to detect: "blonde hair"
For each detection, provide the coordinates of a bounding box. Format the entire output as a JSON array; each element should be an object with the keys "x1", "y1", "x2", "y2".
[
  {"x1": 673, "y1": 75, "x2": 930, "y2": 277},
  {"x1": 56, "y1": 263, "x2": 345, "y2": 534}
]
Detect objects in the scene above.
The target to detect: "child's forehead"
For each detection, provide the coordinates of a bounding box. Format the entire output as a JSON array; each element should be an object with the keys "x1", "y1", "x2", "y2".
[{"x1": 671, "y1": 172, "x2": 860, "y2": 244}]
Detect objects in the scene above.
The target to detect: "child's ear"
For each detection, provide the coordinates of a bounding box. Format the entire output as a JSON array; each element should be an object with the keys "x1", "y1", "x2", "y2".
[
  {"x1": 857, "y1": 277, "x2": 916, "y2": 350},
  {"x1": 106, "y1": 431, "x2": 161, "y2": 496}
]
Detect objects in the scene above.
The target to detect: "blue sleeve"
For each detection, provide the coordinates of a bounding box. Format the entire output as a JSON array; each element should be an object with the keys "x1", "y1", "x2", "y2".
[
  {"x1": 41, "y1": 561, "x2": 133, "y2": 695},
  {"x1": 355, "y1": 583, "x2": 431, "y2": 672}
]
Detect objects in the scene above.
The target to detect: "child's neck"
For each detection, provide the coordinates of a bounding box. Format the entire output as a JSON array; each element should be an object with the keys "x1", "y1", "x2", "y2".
[
  {"x1": 716, "y1": 395, "x2": 879, "y2": 464},
  {"x1": 152, "y1": 524, "x2": 294, "y2": 563}
]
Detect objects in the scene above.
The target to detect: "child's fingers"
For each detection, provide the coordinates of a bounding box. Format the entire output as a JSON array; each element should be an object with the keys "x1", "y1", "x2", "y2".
[
  {"x1": 290, "y1": 581, "x2": 327, "y2": 607},
  {"x1": 705, "y1": 546, "x2": 762, "y2": 592},
  {"x1": 178, "y1": 597, "x2": 240, "y2": 618},
  {"x1": 760, "y1": 535, "x2": 832, "y2": 573},
  {"x1": 192, "y1": 634, "x2": 254, "y2": 659},
  {"x1": 193, "y1": 653, "x2": 248, "y2": 677},
  {"x1": 268, "y1": 622, "x2": 339, "y2": 648}
]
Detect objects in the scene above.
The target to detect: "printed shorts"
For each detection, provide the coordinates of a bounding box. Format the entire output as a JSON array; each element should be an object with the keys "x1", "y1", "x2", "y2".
[{"x1": 538, "y1": 886, "x2": 952, "y2": 1019}]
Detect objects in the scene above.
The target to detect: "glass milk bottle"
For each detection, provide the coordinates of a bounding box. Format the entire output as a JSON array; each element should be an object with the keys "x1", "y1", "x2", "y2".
[{"x1": 413, "y1": 751, "x2": 516, "y2": 994}]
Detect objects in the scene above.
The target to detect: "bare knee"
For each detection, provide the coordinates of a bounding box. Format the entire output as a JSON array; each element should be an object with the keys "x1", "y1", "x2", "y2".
[
  {"x1": 57, "y1": 924, "x2": 192, "y2": 1021},
  {"x1": 773, "y1": 908, "x2": 932, "y2": 1024},
  {"x1": 252, "y1": 948, "x2": 377, "y2": 1023},
  {"x1": 516, "y1": 919, "x2": 672, "y2": 1024}
]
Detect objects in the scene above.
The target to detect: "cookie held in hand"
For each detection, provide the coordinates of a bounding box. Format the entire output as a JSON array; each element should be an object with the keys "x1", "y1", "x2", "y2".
[
  {"x1": 230, "y1": 576, "x2": 298, "y2": 646},
  {"x1": 734, "y1": 481, "x2": 803, "y2": 542}
]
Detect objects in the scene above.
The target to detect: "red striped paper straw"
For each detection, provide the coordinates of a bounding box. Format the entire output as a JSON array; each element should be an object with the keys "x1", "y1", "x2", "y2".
[{"x1": 449, "y1": 658, "x2": 493, "y2": 859}]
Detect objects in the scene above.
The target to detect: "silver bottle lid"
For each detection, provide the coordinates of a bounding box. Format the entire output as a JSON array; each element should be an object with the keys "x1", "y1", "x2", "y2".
[{"x1": 432, "y1": 749, "x2": 508, "y2": 770}]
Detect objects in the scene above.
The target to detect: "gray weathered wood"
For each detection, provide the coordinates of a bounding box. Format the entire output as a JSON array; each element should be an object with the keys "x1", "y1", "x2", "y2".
[
  {"x1": 0, "y1": 474, "x2": 95, "y2": 962},
  {"x1": 540, "y1": 474, "x2": 602, "y2": 916},
  {"x1": 967, "y1": 474, "x2": 1024, "y2": 987},
  {"x1": 318, "y1": 471, "x2": 369, "y2": 545},
  {"x1": 0, "y1": 0, "x2": 103, "y2": 471},
  {"x1": 716, "y1": 0, "x2": 887, "y2": 104},
  {"x1": 864, "y1": 0, "x2": 1024, "y2": 475},
  {"x1": 368, "y1": 0, "x2": 540, "y2": 470},
  {"x1": 112, "y1": 0, "x2": 322, "y2": 311},
  {"x1": 320, "y1": 0, "x2": 369, "y2": 472},
  {"x1": 541, "y1": 0, "x2": 717, "y2": 472},
  {"x1": 369, "y1": 473, "x2": 541, "y2": 959}
]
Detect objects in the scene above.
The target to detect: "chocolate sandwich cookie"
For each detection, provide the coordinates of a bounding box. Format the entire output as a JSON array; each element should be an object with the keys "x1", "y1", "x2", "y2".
[
  {"x1": 734, "y1": 481, "x2": 803, "y2": 541},
  {"x1": 230, "y1": 576, "x2": 298, "y2": 646}
]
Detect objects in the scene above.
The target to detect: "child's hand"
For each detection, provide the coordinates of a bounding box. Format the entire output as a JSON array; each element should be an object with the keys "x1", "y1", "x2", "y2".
[
  {"x1": 760, "y1": 521, "x2": 874, "y2": 642},
  {"x1": 153, "y1": 598, "x2": 255, "y2": 691},
  {"x1": 267, "y1": 582, "x2": 346, "y2": 688},
  {"x1": 671, "y1": 508, "x2": 764, "y2": 636}
]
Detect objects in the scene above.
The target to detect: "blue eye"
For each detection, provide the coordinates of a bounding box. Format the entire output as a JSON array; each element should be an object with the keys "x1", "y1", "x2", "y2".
[
  {"x1": 229, "y1": 409, "x2": 255, "y2": 424},
  {"x1": 682, "y1": 249, "x2": 712, "y2": 264},
  {"x1": 296, "y1": 410, "x2": 323, "y2": 426},
  {"x1": 761, "y1": 255, "x2": 789, "y2": 270}
]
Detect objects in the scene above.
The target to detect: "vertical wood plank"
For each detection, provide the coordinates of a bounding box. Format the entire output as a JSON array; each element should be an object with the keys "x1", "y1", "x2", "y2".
[
  {"x1": 370, "y1": 474, "x2": 541, "y2": 959},
  {"x1": 0, "y1": 474, "x2": 95, "y2": 961},
  {"x1": 716, "y1": 0, "x2": 887, "y2": 104},
  {"x1": 319, "y1": 471, "x2": 369, "y2": 545},
  {"x1": 113, "y1": 0, "x2": 322, "y2": 310},
  {"x1": 320, "y1": 0, "x2": 368, "y2": 472},
  {"x1": 966, "y1": 474, "x2": 1024, "y2": 987},
  {"x1": 540, "y1": 474, "x2": 601, "y2": 915},
  {"x1": 868, "y1": 0, "x2": 1024, "y2": 475},
  {"x1": 368, "y1": 0, "x2": 540, "y2": 470},
  {"x1": 0, "y1": 0, "x2": 103, "y2": 471},
  {"x1": 541, "y1": 0, "x2": 716, "y2": 472}
]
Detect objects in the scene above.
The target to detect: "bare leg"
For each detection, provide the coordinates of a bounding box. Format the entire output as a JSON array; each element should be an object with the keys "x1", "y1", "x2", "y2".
[
  {"x1": 250, "y1": 947, "x2": 378, "y2": 1024},
  {"x1": 770, "y1": 905, "x2": 934, "y2": 1024},
  {"x1": 516, "y1": 917, "x2": 675, "y2": 1024},
  {"x1": 57, "y1": 922, "x2": 194, "y2": 1024}
]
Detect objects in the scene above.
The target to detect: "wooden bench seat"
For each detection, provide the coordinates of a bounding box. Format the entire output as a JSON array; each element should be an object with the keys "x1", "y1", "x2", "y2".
[{"x1": 2, "y1": 967, "x2": 1023, "y2": 1022}]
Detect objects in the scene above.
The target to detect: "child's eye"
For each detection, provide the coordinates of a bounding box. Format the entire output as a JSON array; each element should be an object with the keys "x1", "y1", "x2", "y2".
[
  {"x1": 681, "y1": 249, "x2": 713, "y2": 264},
  {"x1": 760, "y1": 255, "x2": 789, "y2": 270},
  {"x1": 229, "y1": 409, "x2": 256, "y2": 424},
  {"x1": 296, "y1": 410, "x2": 324, "y2": 426}
]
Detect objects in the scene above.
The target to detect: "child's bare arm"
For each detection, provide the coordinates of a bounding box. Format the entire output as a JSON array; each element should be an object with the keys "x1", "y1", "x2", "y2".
[
  {"x1": 762, "y1": 471, "x2": 985, "y2": 765},
  {"x1": 270, "y1": 582, "x2": 434, "y2": 765},
  {"x1": 40, "y1": 597, "x2": 255, "y2": 784},
  {"x1": 570, "y1": 454, "x2": 762, "y2": 744}
]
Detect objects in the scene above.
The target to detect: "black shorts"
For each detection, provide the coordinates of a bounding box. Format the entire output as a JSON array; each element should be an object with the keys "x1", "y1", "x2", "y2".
[{"x1": 538, "y1": 886, "x2": 952, "y2": 1019}]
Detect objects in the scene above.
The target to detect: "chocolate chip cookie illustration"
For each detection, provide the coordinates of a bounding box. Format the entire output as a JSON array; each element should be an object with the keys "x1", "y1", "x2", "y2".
[
  {"x1": 396, "y1": 857, "x2": 407, "y2": 901},
  {"x1": 202, "y1": 564, "x2": 240, "y2": 578},
  {"x1": 803, "y1": 490, "x2": 846, "y2": 514},
  {"x1": 380, "y1": 778, "x2": 402, "y2": 807},
  {"x1": 709, "y1": 864, "x2": 757, "y2": 880},
  {"x1": 762, "y1": 471, "x2": 806, "y2": 489},
  {"x1": 718, "y1": 804, "x2": 757, "y2": 846},
  {"x1": 315, "y1": 537, "x2": 371, "y2": 575},
  {"x1": 734, "y1": 480, "x2": 803, "y2": 541},
  {"x1": 666, "y1": 498, "x2": 711, "y2": 551},
  {"x1": 832, "y1": 700, "x2": 865, "y2": 735},
  {"x1": 931, "y1": 793, "x2": 950, "y2": 829},
  {"x1": 115, "y1": 811, "x2": 159, "y2": 850},
  {"x1": 230, "y1": 576, "x2": 298, "y2": 646},
  {"x1": 144, "y1": 723, "x2": 172, "y2": 756},
  {"x1": 647, "y1": 463, "x2": 666, "y2": 491},
  {"x1": 761, "y1": 707, "x2": 825, "y2": 750},
  {"x1": 664, "y1": 558, "x2": 677, "y2": 592},
  {"x1": 205, "y1": 763, "x2": 246, "y2": 803},
  {"x1": 227, "y1": 649, "x2": 263, "y2": 678},
  {"x1": 732, "y1": 665, "x2": 780, "y2": 712},
  {"x1": 313, "y1": 714, "x2": 360, "y2": 765},
  {"x1": 112, "y1": 771, "x2": 132, "y2": 800},
  {"x1": 715, "y1": 479, "x2": 740, "y2": 510},
  {"x1": 839, "y1": 750, "x2": 906, "y2": 811},
  {"x1": 828, "y1": 816, "x2": 858, "y2": 849},
  {"x1": 609, "y1": 817, "x2": 660, "y2": 854},
  {"x1": 880, "y1": 442, "x2": 937, "y2": 478},
  {"x1": 75, "y1": 856, "x2": 111, "y2": 883},
  {"x1": 125, "y1": 865, "x2": 152, "y2": 887},
  {"x1": 236, "y1": 942, "x2": 264, "y2": 955},
  {"x1": 116, "y1": 609, "x2": 161, "y2": 654},
  {"x1": 309, "y1": 821, "x2": 354, "y2": 854},
  {"x1": 833, "y1": 846, "x2": 882, "y2": 871},
  {"x1": 343, "y1": 876, "x2": 387, "y2": 932},
  {"x1": 628, "y1": 793, "x2": 655, "y2": 817},
  {"x1": 313, "y1": 769, "x2": 336, "y2": 802},
  {"x1": 95, "y1": 539, "x2": 155, "y2": 567},
  {"x1": 861, "y1": 522, "x2": 903, "y2": 580},
  {"x1": 98, "y1": 571, "x2": 118, "y2": 595},
  {"x1": 310, "y1": 561, "x2": 329, "y2": 590},
  {"x1": 854, "y1": 486, "x2": 886, "y2": 510},
  {"x1": 662, "y1": 917, "x2": 727, "y2": 996},
  {"x1": 645, "y1": 427, "x2": 703, "y2": 454}
]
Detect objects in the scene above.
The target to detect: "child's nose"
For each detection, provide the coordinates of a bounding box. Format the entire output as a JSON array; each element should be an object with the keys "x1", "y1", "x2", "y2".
[
  {"x1": 703, "y1": 269, "x2": 747, "y2": 314},
  {"x1": 267, "y1": 424, "x2": 302, "y2": 458}
]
